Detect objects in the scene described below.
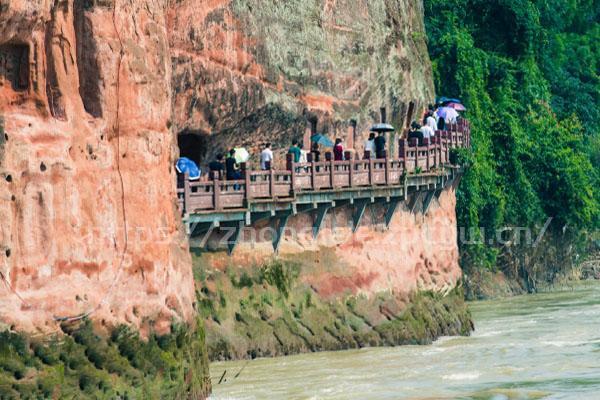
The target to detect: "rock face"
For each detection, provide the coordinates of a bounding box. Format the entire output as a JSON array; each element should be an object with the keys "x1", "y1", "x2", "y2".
[
  {"x1": 202, "y1": 186, "x2": 461, "y2": 298},
  {"x1": 0, "y1": 0, "x2": 436, "y2": 335},
  {"x1": 193, "y1": 186, "x2": 468, "y2": 360},
  {"x1": 0, "y1": 0, "x2": 194, "y2": 333},
  {"x1": 169, "y1": 0, "x2": 435, "y2": 162}
]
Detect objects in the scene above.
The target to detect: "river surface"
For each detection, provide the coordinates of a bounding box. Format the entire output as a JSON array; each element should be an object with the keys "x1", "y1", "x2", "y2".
[{"x1": 209, "y1": 282, "x2": 600, "y2": 399}]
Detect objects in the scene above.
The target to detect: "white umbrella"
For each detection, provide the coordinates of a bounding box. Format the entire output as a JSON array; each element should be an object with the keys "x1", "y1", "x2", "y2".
[
  {"x1": 437, "y1": 107, "x2": 459, "y2": 123},
  {"x1": 233, "y1": 147, "x2": 250, "y2": 163}
]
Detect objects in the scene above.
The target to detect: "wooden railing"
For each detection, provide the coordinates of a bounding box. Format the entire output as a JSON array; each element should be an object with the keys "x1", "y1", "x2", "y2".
[{"x1": 178, "y1": 121, "x2": 470, "y2": 214}]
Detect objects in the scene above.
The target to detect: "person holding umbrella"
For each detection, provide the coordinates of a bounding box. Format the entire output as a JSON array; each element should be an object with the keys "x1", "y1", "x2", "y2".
[
  {"x1": 370, "y1": 120, "x2": 394, "y2": 159},
  {"x1": 375, "y1": 132, "x2": 386, "y2": 159}
]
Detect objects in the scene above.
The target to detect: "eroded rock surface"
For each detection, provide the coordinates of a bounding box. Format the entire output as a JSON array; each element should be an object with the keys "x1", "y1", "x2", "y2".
[
  {"x1": 194, "y1": 186, "x2": 468, "y2": 360},
  {"x1": 0, "y1": 0, "x2": 193, "y2": 333},
  {"x1": 169, "y1": 0, "x2": 434, "y2": 160},
  {"x1": 1, "y1": 0, "x2": 436, "y2": 334}
]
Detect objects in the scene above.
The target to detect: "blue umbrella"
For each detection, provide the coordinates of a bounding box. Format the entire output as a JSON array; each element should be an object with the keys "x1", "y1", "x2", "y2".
[
  {"x1": 311, "y1": 134, "x2": 334, "y2": 148},
  {"x1": 437, "y1": 96, "x2": 462, "y2": 105},
  {"x1": 176, "y1": 157, "x2": 201, "y2": 180}
]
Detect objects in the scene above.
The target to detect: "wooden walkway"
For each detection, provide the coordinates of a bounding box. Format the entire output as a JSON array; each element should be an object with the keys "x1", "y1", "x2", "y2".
[{"x1": 178, "y1": 121, "x2": 470, "y2": 216}]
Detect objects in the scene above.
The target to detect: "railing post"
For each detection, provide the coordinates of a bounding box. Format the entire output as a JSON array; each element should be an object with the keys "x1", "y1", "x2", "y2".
[
  {"x1": 445, "y1": 132, "x2": 450, "y2": 163},
  {"x1": 290, "y1": 164, "x2": 296, "y2": 195},
  {"x1": 183, "y1": 173, "x2": 191, "y2": 216},
  {"x1": 414, "y1": 141, "x2": 419, "y2": 171},
  {"x1": 330, "y1": 159, "x2": 335, "y2": 189},
  {"x1": 400, "y1": 138, "x2": 407, "y2": 172},
  {"x1": 311, "y1": 160, "x2": 316, "y2": 190},
  {"x1": 369, "y1": 158, "x2": 374, "y2": 186},
  {"x1": 349, "y1": 159, "x2": 354, "y2": 187},
  {"x1": 269, "y1": 169, "x2": 275, "y2": 198},
  {"x1": 425, "y1": 139, "x2": 431, "y2": 172},
  {"x1": 244, "y1": 167, "x2": 251, "y2": 203},
  {"x1": 213, "y1": 178, "x2": 221, "y2": 211},
  {"x1": 385, "y1": 156, "x2": 389, "y2": 185}
]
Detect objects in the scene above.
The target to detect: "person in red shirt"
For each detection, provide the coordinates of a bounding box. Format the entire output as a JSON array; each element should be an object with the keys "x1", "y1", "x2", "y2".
[{"x1": 333, "y1": 138, "x2": 344, "y2": 161}]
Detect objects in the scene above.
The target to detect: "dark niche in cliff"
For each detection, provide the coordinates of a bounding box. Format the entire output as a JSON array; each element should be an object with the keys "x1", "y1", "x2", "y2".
[
  {"x1": 0, "y1": 116, "x2": 5, "y2": 164},
  {"x1": 74, "y1": 1, "x2": 103, "y2": 118},
  {"x1": 178, "y1": 130, "x2": 208, "y2": 167},
  {"x1": 0, "y1": 43, "x2": 29, "y2": 92},
  {"x1": 202, "y1": 104, "x2": 305, "y2": 162}
]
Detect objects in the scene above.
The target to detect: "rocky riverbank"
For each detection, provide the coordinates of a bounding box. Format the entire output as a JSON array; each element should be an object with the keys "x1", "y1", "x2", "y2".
[{"x1": 194, "y1": 252, "x2": 472, "y2": 361}]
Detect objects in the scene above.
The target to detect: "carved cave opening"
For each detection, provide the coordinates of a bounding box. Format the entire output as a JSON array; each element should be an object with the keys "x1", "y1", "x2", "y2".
[
  {"x1": 178, "y1": 130, "x2": 208, "y2": 169},
  {"x1": 0, "y1": 43, "x2": 29, "y2": 92}
]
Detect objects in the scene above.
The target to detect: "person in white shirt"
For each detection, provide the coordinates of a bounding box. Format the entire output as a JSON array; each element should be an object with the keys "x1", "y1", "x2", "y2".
[
  {"x1": 260, "y1": 143, "x2": 273, "y2": 170},
  {"x1": 420, "y1": 124, "x2": 435, "y2": 140},
  {"x1": 425, "y1": 111, "x2": 438, "y2": 134},
  {"x1": 364, "y1": 132, "x2": 376, "y2": 159},
  {"x1": 299, "y1": 143, "x2": 308, "y2": 163},
  {"x1": 443, "y1": 107, "x2": 459, "y2": 124}
]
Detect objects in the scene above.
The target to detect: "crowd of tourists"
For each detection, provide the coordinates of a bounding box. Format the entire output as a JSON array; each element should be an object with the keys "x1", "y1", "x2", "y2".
[{"x1": 176, "y1": 101, "x2": 463, "y2": 181}]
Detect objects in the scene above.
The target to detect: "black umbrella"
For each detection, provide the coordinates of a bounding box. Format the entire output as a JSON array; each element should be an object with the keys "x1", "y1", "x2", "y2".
[{"x1": 370, "y1": 123, "x2": 395, "y2": 133}]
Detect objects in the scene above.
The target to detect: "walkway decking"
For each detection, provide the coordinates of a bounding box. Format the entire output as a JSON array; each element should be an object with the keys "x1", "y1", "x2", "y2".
[{"x1": 178, "y1": 121, "x2": 470, "y2": 253}]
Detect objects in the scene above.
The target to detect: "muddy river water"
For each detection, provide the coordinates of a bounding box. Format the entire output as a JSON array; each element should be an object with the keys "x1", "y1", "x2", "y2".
[{"x1": 210, "y1": 283, "x2": 600, "y2": 399}]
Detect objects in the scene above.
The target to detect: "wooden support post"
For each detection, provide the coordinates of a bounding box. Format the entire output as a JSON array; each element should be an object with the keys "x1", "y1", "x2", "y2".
[
  {"x1": 408, "y1": 192, "x2": 423, "y2": 214},
  {"x1": 422, "y1": 190, "x2": 435, "y2": 214},
  {"x1": 349, "y1": 159, "x2": 355, "y2": 187},
  {"x1": 452, "y1": 173, "x2": 463, "y2": 190},
  {"x1": 183, "y1": 173, "x2": 191, "y2": 216},
  {"x1": 269, "y1": 169, "x2": 275, "y2": 198},
  {"x1": 313, "y1": 204, "x2": 330, "y2": 239},
  {"x1": 352, "y1": 199, "x2": 369, "y2": 233},
  {"x1": 272, "y1": 212, "x2": 291, "y2": 253},
  {"x1": 369, "y1": 158, "x2": 374, "y2": 186},
  {"x1": 384, "y1": 199, "x2": 400, "y2": 228},
  {"x1": 194, "y1": 221, "x2": 219, "y2": 248},
  {"x1": 227, "y1": 221, "x2": 244, "y2": 255}
]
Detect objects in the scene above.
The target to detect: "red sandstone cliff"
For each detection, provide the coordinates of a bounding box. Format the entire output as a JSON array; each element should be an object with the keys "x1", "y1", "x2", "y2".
[
  {"x1": 1, "y1": 0, "x2": 436, "y2": 334},
  {"x1": 0, "y1": 1, "x2": 193, "y2": 333},
  {"x1": 201, "y1": 186, "x2": 461, "y2": 298}
]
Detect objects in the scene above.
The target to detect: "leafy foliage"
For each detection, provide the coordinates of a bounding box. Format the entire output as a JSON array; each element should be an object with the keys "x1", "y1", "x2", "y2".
[
  {"x1": 0, "y1": 319, "x2": 211, "y2": 399},
  {"x1": 424, "y1": 0, "x2": 599, "y2": 274}
]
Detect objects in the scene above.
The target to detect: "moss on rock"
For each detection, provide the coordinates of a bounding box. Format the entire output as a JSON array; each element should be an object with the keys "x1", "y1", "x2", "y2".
[
  {"x1": 194, "y1": 252, "x2": 473, "y2": 361},
  {"x1": 0, "y1": 319, "x2": 211, "y2": 399}
]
